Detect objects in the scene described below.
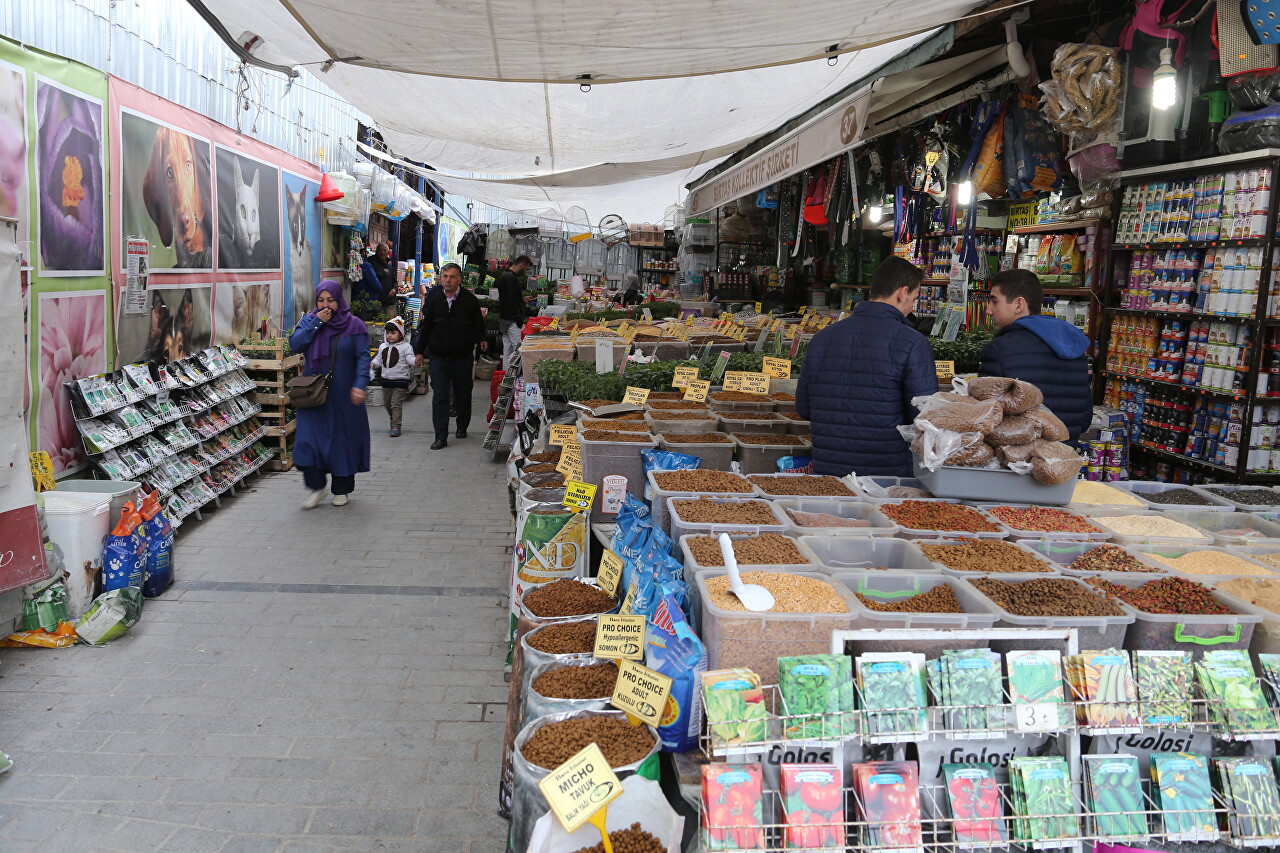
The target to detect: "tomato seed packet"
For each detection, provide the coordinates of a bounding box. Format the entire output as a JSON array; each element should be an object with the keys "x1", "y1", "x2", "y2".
[
  {"x1": 852, "y1": 760, "x2": 923, "y2": 852},
  {"x1": 1150, "y1": 752, "x2": 1218, "y2": 843},
  {"x1": 941, "y1": 763, "x2": 1006, "y2": 846},
  {"x1": 1083, "y1": 754, "x2": 1148, "y2": 841},
  {"x1": 701, "y1": 763, "x2": 766, "y2": 851},
  {"x1": 780, "y1": 763, "x2": 844, "y2": 852}
]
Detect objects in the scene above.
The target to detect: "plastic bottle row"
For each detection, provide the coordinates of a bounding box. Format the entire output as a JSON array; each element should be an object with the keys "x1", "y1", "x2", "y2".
[{"x1": 1116, "y1": 167, "x2": 1274, "y2": 244}]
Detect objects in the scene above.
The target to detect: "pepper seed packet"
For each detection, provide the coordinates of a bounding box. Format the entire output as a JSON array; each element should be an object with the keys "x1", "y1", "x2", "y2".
[
  {"x1": 1215, "y1": 756, "x2": 1280, "y2": 843},
  {"x1": 1150, "y1": 752, "x2": 1218, "y2": 842},
  {"x1": 856, "y1": 652, "x2": 927, "y2": 738},
  {"x1": 780, "y1": 763, "x2": 844, "y2": 853},
  {"x1": 941, "y1": 763, "x2": 1006, "y2": 846},
  {"x1": 702, "y1": 668, "x2": 768, "y2": 748},
  {"x1": 1134, "y1": 650, "x2": 1193, "y2": 726},
  {"x1": 1195, "y1": 650, "x2": 1277, "y2": 734},
  {"x1": 778, "y1": 654, "x2": 855, "y2": 739},
  {"x1": 1083, "y1": 754, "x2": 1148, "y2": 841},
  {"x1": 1008, "y1": 756, "x2": 1078, "y2": 844}
]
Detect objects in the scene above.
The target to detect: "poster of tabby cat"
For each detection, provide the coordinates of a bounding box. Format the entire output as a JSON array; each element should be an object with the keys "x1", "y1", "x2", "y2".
[
  {"x1": 281, "y1": 170, "x2": 321, "y2": 324},
  {"x1": 214, "y1": 146, "x2": 280, "y2": 271}
]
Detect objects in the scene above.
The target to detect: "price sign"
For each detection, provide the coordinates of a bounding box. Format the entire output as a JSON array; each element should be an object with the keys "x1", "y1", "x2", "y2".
[
  {"x1": 935, "y1": 360, "x2": 956, "y2": 381},
  {"x1": 754, "y1": 302, "x2": 763, "y2": 313},
  {"x1": 570, "y1": 326, "x2": 581, "y2": 346},
  {"x1": 597, "y1": 549, "x2": 625, "y2": 596},
  {"x1": 611, "y1": 659, "x2": 674, "y2": 727},
  {"x1": 619, "y1": 580, "x2": 637, "y2": 614},
  {"x1": 549, "y1": 424, "x2": 577, "y2": 446},
  {"x1": 622, "y1": 386, "x2": 650, "y2": 406},
  {"x1": 683, "y1": 379, "x2": 710, "y2": 402},
  {"x1": 594, "y1": 614, "x2": 646, "y2": 660},
  {"x1": 641, "y1": 307, "x2": 653, "y2": 321},
  {"x1": 724, "y1": 371, "x2": 770, "y2": 395},
  {"x1": 548, "y1": 316, "x2": 560, "y2": 329},
  {"x1": 675, "y1": 324, "x2": 690, "y2": 341},
  {"x1": 28, "y1": 452, "x2": 55, "y2": 492},
  {"x1": 762, "y1": 357, "x2": 791, "y2": 379},
  {"x1": 672, "y1": 366, "x2": 699, "y2": 388},
  {"x1": 538, "y1": 742, "x2": 623, "y2": 834},
  {"x1": 562, "y1": 480, "x2": 598, "y2": 513},
  {"x1": 556, "y1": 443, "x2": 583, "y2": 479},
  {"x1": 622, "y1": 326, "x2": 638, "y2": 345},
  {"x1": 1016, "y1": 703, "x2": 1062, "y2": 733}
]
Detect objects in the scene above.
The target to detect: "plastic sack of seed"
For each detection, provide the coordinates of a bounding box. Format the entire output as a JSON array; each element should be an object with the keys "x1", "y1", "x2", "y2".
[
  {"x1": 647, "y1": 588, "x2": 708, "y2": 752},
  {"x1": 1029, "y1": 440, "x2": 1084, "y2": 485},
  {"x1": 902, "y1": 420, "x2": 987, "y2": 471},
  {"x1": 524, "y1": 659, "x2": 615, "y2": 724},
  {"x1": 912, "y1": 393, "x2": 1003, "y2": 435},
  {"x1": 966, "y1": 376, "x2": 1044, "y2": 415},
  {"x1": 525, "y1": 773, "x2": 683, "y2": 853},
  {"x1": 641, "y1": 449, "x2": 701, "y2": 504}
]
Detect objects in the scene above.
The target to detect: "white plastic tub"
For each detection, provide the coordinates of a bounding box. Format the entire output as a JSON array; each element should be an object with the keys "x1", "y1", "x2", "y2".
[
  {"x1": 875, "y1": 501, "x2": 1008, "y2": 540},
  {"x1": 774, "y1": 499, "x2": 899, "y2": 538},
  {"x1": 644, "y1": 412, "x2": 719, "y2": 435},
  {"x1": 730, "y1": 434, "x2": 811, "y2": 475},
  {"x1": 1192, "y1": 485, "x2": 1280, "y2": 513},
  {"x1": 1126, "y1": 543, "x2": 1280, "y2": 579},
  {"x1": 914, "y1": 537, "x2": 1060, "y2": 578},
  {"x1": 666, "y1": 496, "x2": 789, "y2": 542},
  {"x1": 1113, "y1": 481, "x2": 1236, "y2": 511},
  {"x1": 706, "y1": 394, "x2": 775, "y2": 413},
  {"x1": 748, "y1": 474, "x2": 860, "y2": 501},
  {"x1": 796, "y1": 536, "x2": 934, "y2": 573},
  {"x1": 678, "y1": 531, "x2": 817, "y2": 574},
  {"x1": 56, "y1": 479, "x2": 141, "y2": 521},
  {"x1": 1082, "y1": 510, "x2": 1216, "y2": 546},
  {"x1": 853, "y1": 475, "x2": 958, "y2": 503},
  {"x1": 716, "y1": 414, "x2": 788, "y2": 435},
  {"x1": 833, "y1": 571, "x2": 1001, "y2": 631},
  {"x1": 1163, "y1": 509, "x2": 1280, "y2": 548},
  {"x1": 974, "y1": 504, "x2": 1111, "y2": 541},
  {"x1": 956, "y1": 574, "x2": 1134, "y2": 651},
  {"x1": 1019, "y1": 540, "x2": 1169, "y2": 578},
  {"x1": 645, "y1": 469, "x2": 757, "y2": 535},
  {"x1": 42, "y1": 492, "x2": 112, "y2": 620}
]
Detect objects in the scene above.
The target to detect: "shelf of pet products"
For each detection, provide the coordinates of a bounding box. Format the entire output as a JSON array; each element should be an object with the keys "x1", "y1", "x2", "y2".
[
  {"x1": 1013, "y1": 218, "x2": 1106, "y2": 235},
  {"x1": 1102, "y1": 370, "x2": 1249, "y2": 401}
]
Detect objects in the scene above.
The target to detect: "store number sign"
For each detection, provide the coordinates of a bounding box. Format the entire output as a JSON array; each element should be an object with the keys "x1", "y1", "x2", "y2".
[{"x1": 610, "y1": 659, "x2": 673, "y2": 727}]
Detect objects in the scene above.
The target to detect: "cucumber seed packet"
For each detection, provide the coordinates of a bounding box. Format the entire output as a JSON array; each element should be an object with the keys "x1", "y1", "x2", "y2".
[
  {"x1": 1215, "y1": 756, "x2": 1280, "y2": 843},
  {"x1": 1150, "y1": 752, "x2": 1218, "y2": 843},
  {"x1": 1083, "y1": 754, "x2": 1147, "y2": 841}
]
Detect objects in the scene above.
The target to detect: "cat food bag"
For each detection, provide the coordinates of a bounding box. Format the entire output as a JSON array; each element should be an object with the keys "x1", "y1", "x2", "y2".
[
  {"x1": 1048, "y1": 235, "x2": 1065, "y2": 274},
  {"x1": 139, "y1": 491, "x2": 174, "y2": 598},
  {"x1": 1057, "y1": 234, "x2": 1082, "y2": 274},
  {"x1": 102, "y1": 502, "x2": 146, "y2": 593},
  {"x1": 646, "y1": 588, "x2": 707, "y2": 752},
  {"x1": 1035, "y1": 237, "x2": 1054, "y2": 274}
]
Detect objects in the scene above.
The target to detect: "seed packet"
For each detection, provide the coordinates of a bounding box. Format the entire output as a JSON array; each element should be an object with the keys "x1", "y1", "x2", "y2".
[
  {"x1": 1083, "y1": 754, "x2": 1148, "y2": 840},
  {"x1": 779, "y1": 654, "x2": 854, "y2": 739},
  {"x1": 939, "y1": 649, "x2": 1003, "y2": 733},
  {"x1": 856, "y1": 653, "x2": 927, "y2": 738},
  {"x1": 1064, "y1": 650, "x2": 1140, "y2": 729},
  {"x1": 1259, "y1": 654, "x2": 1280, "y2": 707},
  {"x1": 702, "y1": 669, "x2": 768, "y2": 749},
  {"x1": 1005, "y1": 649, "x2": 1071, "y2": 729},
  {"x1": 1195, "y1": 651, "x2": 1277, "y2": 733},
  {"x1": 1215, "y1": 756, "x2": 1280, "y2": 842},
  {"x1": 780, "y1": 763, "x2": 843, "y2": 852},
  {"x1": 1150, "y1": 752, "x2": 1218, "y2": 842},
  {"x1": 1135, "y1": 650, "x2": 1193, "y2": 726},
  {"x1": 1008, "y1": 756, "x2": 1078, "y2": 844},
  {"x1": 702, "y1": 763, "x2": 765, "y2": 851},
  {"x1": 941, "y1": 763, "x2": 1006, "y2": 846},
  {"x1": 853, "y1": 760, "x2": 923, "y2": 852}
]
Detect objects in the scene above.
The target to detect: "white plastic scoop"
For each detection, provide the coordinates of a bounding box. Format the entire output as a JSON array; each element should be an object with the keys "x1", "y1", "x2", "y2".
[{"x1": 719, "y1": 532, "x2": 775, "y2": 612}]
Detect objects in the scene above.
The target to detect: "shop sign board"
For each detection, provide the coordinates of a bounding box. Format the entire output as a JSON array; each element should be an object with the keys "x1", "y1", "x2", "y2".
[{"x1": 1007, "y1": 201, "x2": 1037, "y2": 230}]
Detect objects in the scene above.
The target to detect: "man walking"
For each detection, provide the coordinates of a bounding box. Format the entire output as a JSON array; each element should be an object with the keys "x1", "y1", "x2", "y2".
[
  {"x1": 414, "y1": 263, "x2": 488, "y2": 449},
  {"x1": 496, "y1": 255, "x2": 534, "y2": 370},
  {"x1": 796, "y1": 256, "x2": 938, "y2": 477}
]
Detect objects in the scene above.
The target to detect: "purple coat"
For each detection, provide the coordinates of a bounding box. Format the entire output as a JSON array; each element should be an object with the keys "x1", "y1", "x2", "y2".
[{"x1": 289, "y1": 314, "x2": 371, "y2": 477}]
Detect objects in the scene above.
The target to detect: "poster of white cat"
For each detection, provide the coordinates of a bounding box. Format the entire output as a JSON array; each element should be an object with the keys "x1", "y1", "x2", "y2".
[{"x1": 214, "y1": 145, "x2": 281, "y2": 272}]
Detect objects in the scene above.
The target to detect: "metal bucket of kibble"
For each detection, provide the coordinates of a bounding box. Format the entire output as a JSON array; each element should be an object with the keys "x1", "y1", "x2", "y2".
[
  {"x1": 523, "y1": 658, "x2": 617, "y2": 723},
  {"x1": 517, "y1": 616, "x2": 599, "y2": 724}
]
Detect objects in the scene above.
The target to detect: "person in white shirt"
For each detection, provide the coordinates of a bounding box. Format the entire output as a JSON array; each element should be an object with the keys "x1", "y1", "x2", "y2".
[{"x1": 369, "y1": 316, "x2": 415, "y2": 437}]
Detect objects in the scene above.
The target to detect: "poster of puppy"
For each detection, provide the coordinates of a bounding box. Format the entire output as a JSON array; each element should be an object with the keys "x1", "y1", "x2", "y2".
[
  {"x1": 213, "y1": 281, "x2": 278, "y2": 345},
  {"x1": 35, "y1": 77, "x2": 105, "y2": 276},
  {"x1": 282, "y1": 171, "x2": 322, "y2": 324},
  {"x1": 0, "y1": 60, "x2": 27, "y2": 229},
  {"x1": 115, "y1": 283, "x2": 213, "y2": 365},
  {"x1": 215, "y1": 146, "x2": 280, "y2": 271},
  {"x1": 119, "y1": 110, "x2": 213, "y2": 270}
]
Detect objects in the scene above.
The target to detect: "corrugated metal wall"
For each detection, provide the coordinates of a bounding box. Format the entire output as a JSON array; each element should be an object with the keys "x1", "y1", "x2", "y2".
[{"x1": 1, "y1": 0, "x2": 368, "y2": 170}]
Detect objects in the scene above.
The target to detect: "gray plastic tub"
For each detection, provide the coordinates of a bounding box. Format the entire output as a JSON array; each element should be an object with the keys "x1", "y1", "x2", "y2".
[
  {"x1": 56, "y1": 479, "x2": 142, "y2": 520},
  {"x1": 774, "y1": 500, "x2": 900, "y2": 538},
  {"x1": 1192, "y1": 485, "x2": 1280, "y2": 512},
  {"x1": 717, "y1": 414, "x2": 788, "y2": 435},
  {"x1": 833, "y1": 571, "x2": 1001, "y2": 631},
  {"x1": 706, "y1": 394, "x2": 775, "y2": 413},
  {"x1": 912, "y1": 460, "x2": 1076, "y2": 506},
  {"x1": 644, "y1": 412, "x2": 719, "y2": 435},
  {"x1": 667, "y1": 496, "x2": 789, "y2": 542},
  {"x1": 730, "y1": 434, "x2": 811, "y2": 474},
  {"x1": 956, "y1": 574, "x2": 1134, "y2": 651},
  {"x1": 1114, "y1": 481, "x2": 1236, "y2": 511},
  {"x1": 1019, "y1": 540, "x2": 1169, "y2": 578},
  {"x1": 656, "y1": 434, "x2": 735, "y2": 471},
  {"x1": 578, "y1": 432, "x2": 658, "y2": 516},
  {"x1": 645, "y1": 469, "x2": 757, "y2": 535},
  {"x1": 679, "y1": 531, "x2": 817, "y2": 574}
]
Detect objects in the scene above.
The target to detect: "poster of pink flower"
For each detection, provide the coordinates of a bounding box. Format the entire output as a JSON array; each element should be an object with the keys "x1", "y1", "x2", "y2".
[{"x1": 38, "y1": 290, "x2": 106, "y2": 474}]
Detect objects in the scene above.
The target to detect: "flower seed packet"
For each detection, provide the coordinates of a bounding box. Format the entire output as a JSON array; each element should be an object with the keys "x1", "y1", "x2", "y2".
[
  {"x1": 1150, "y1": 752, "x2": 1218, "y2": 842},
  {"x1": 1083, "y1": 754, "x2": 1148, "y2": 840},
  {"x1": 780, "y1": 763, "x2": 843, "y2": 852},
  {"x1": 942, "y1": 763, "x2": 1006, "y2": 846},
  {"x1": 779, "y1": 655, "x2": 854, "y2": 739},
  {"x1": 856, "y1": 653, "x2": 927, "y2": 738},
  {"x1": 1135, "y1": 650, "x2": 1193, "y2": 726},
  {"x1": 1215, "y1": 756, "x2": 1280, "y2": 842}
]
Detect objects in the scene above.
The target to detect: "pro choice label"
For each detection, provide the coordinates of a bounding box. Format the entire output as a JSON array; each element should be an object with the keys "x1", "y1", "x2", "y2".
[
  {"x1": 611, "y1": 659, "x2": 673, "y2": 727},
  {"x1": 594, "y1": 614, "x2": 646, "y2": 660}
]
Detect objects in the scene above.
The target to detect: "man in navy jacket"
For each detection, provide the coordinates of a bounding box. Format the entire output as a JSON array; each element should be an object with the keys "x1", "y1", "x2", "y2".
[
  {"x1": 797, "y1": 257, "x2": 938, "y2": 477},
  {"x1": 978, "y1": 269, "x2": 1093, "y2": 441}
]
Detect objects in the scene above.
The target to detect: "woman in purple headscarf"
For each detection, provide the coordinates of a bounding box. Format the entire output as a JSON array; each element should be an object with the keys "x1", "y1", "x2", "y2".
[{"x1": 288, "y1": 281, "x2": 371, "y2": 508}]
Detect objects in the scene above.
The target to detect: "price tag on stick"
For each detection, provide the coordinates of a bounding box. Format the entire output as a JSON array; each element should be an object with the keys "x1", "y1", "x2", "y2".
[
  {"x1": 672, "y1": 366, "x2": 699, "y2": 388},
  {"x1": 597, "y1": 549, "x2": 625, "y2": 596},
  {"x1": 724, "y1": 371, "x2": 771, "y2": 395},
  {"x1": 562, "y1": 480, "x2": 598, "y2": 513},
  {"x1": 611, "y1": 659, "x2": 673, "y2": 727},
  {"x1": 683, "y1": 379, "x2": 710, "y2": 403},
  {"x1": 29, "y1": 452, "x2": 54, "y2": 492},
  {"x1": 762, "y1": 357, "x2": 791, "y2": 379},
  {"x1": 538, "y1": 742, "x2": 623, "y2": 834},
  {"x1": 622, "y1": 386, "x2": 650, "y2": 406},
  {"x1": 549, "y1": 424, "x2": 576, "y2": 446},
  {"x1": 594, "y1": 614, "x2": 646, "y2": 660}
]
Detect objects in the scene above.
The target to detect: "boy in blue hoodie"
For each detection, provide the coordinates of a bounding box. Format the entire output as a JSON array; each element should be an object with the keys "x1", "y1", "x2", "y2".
[{"x1": 978, "y1": 270, "x2": 1093, "y2": 441}]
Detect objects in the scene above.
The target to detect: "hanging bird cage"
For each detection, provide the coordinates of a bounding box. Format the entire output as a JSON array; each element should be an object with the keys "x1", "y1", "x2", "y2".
[
  {"x1": 488, "y1": 228, "x2": 515, "y2": 261},
  {"x1": 605, "y1": 243, "x2": 634, "y2": 279},
  {"x1": 537, "y1": 209, "x2": 565, "y2": 243},
  {"x1": 574, "y1": 237, "x2": 607, "y2": 276},
  {"x1": 545, "y1": 237, "x2": 575, "y2": 269},
  {"x1": 627, "y1": 223, "x2": 664, "y2": 247},
  {"x1": 598, "y1": 214, "x2": 628, "y2": 247},
  {"x1": 564, "y1": 206, "x2": 593, "y2": 243},
  {"x1": 509, "y1": 209, "x2": 539, "y2": 235},
  {"x1": 663, "y1": 204, "x2": 684, "y2": 229},
  {"x1": 514, "y1": 234, "x2": 544, "y2": 261}
]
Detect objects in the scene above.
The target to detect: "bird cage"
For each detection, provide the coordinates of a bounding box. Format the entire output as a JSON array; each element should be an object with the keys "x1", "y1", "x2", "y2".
[
  {"x1": 627, "y1": 223, "x2": 664, "y2": 247},
  {"x1": 509, "y1": 210, "x2": 539, "y2": 234},
  {"x1": 574, "y1": 237, "x2": 607, "y2": 276},
  {"x1": 605, "y1": 243, "x2": 634, "y2": 280},
  {"x1": 488, "y1": 228, "x2": 514, "y2": 261},
  {"x1": 598, "y1": 214, "x2": 628, "y2": 247},
  {"x1": 514, "y1": 234, "x2": 544, "y2": 261},
  {"x1": 545, "y1": 237, "x2": 575, "y2": 269},
  {"x1": 351, "y1": 160, "x2": 378, "y2": 190},
  {"x1": 564, "y1": 206, "x2": 593, "y2": 243},
  {"x1": 663, "y1": 204, "x2": 684, "y2": 229},
  {"x1": 537, "y1": 209, "x2": 565, "y2": 242}
]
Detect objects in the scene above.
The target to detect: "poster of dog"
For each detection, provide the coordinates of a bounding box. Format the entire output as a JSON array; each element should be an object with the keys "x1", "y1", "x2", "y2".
[
  {"x1": 215, "y1": 146, "x2": 280, "y2": 271},
  {"x1": 119, "y1": 110, "x2": 213, "y2": 271},
  {"x1": 115, "y1": 283, "x2": 213, "y2": 365},
  {"x1": 213, "y1": 281, "x2": 277, "y2": 345},
  {"x1": 0, "y1": 60, "x2": 27, "y2": 229},
  {"x1": 282, "y1": 171, "x2": 321, "y2": 324},
  {"x1": 35, "y1": 77, "x2": 104, "y2": 276}
]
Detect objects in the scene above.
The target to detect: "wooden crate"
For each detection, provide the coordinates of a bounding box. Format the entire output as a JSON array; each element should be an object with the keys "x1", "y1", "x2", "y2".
[{"x1": 239, "y1": 341, "x2": 301, "y2": 471}]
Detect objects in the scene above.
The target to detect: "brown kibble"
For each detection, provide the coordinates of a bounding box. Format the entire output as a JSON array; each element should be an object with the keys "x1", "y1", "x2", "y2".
[
  {"x1": 572, "y1": 399, "x2": 622, "y2": 409},
  {"x1": 647, "y1": 400, "x2": 711, "y2": 410},
  {"x1": 528, "y1": 451, "x2": 562, "y2": 463},
  {"x1": 920, "y1": 540, "x2": 1053, "y2": 573},
  {"x1": 652, "y1": 470, "x2": 754, "y2": 493},
  {"x1": 880, "y1": 501, "x2": 1000, "y2": 533},
  {"x1": 568, "y1": 823, "x2": 665, "y2": 853},
  {"x1": 687, "y1": 533, "x2": 805, "y2": 565},
  {"x1": 523, "y1": 580, "x2": 617, "y2": 618},
  {"x1": 532, "y1": 662, "x2": 619, "y2": 699},
  {"x1": 857, "y1": 585, "x2": 965, "y2": 613},
  {"x1": 521, "y1": 716, "x2": 654, "y2": 770},
  {"x1": 522, "y1": 463, "x2": 559, "y2": 474},
  {"x1": 580, "y1": 430, "x2": 654, "y2": 443},
  {"x1": 731, "y1": 433, "x2": 810, "y2": 446},
  {"x1": 673, "y1": 498, "x2": 779, "y2": 526},
  {"x1": 748, "y1": 475, "x2": 856, "y2": 497},
  {"x1": 704, "y1": 571, "x2": 846, "y2": 613},
  {"x1": 525, "y1": 621, "x2": 597, "y2": 655},
  {"x1": 710, "y1": 391, "x2": 773, "y2": 402},
  {"x1": 580, "y1": 419, "x2": 651, "y2": 432},
  {"x1": 648, "y1": 411, "x2": 715, "y2": 420},
  {"x1": 970, "y1": 577, "x2": 1125, "y2": 617},
  {"x1": 659, "y1": 433, "x2": 732, "y2": 444}
]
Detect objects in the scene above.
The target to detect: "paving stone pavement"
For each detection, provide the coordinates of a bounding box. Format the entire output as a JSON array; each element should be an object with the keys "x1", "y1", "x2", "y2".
[{"x1": 0, "y1": 387, "x2": 516, "y2": 852}]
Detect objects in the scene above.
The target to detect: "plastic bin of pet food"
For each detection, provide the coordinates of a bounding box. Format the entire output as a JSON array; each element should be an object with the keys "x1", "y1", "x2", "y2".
[
  {"x1": 778, "y1": 412, "x2": 811, "y2": 436},
  {"x1": 657, "y1": 433, "x2": 734, "y2": 470},
  {"x1": 852, "y1": 476, "x2": 960, "y2": 504},
  {"x1": 1082, "y1": 572, "x2": 1261, "y2": 655},
  {"x1": 1020, "y1": 540, "x2": 1171, "y2": 578},
  {"x1": 748, "y1": 473, "x2": 861, "y2": 502},
  {"x1": 717, "y1": 413, "x2": 789, "y2": 435},
  {"x1": 646, "y1": 469, "x2": 758, "y2": 536},
  {"x1": 1066, "y1": 480, "x2": 1159, "y2": 512},
  {"x1": 874, "y1": 501, "x2": 1009, "y2": 541},
  {"x1": 644, "y1": 411, "x2": 719, "y2": 436},
  {"x1": 911, "y1": 459, "x2": 1076, "y2": 506},
  {"x1": 706, "y1": 392, "x2": 776, "y2": 413},
  {"x1": 679, "y1": 531, "x2": 819, "y2": 576},
  {"x1": 694, "y1": 568, "x2": 857, "y2": 683},
  {"x1": 770, "y1": 392, "x2": 797, "y2": 414},
  {"x1": 1191, "y1": 485, "x2": 1280, "y2": 513},
  {"x1": 1161, "y1": 510, "x2": 1280, "y2": 548},
  {"x1": 1111, "y1": 481, "x2": 1237, "y2": 512},
  {"x1": 519, "y1": 343, "x2": 575, "y2": 382},
  {"x1": 1124, "y1": 544, "x2": 1280, "y2": 582},
  {"x1": 666, "y1": 496, "x2": 789, "y2": 542},
  {"x1": 730, "y1": 433, "x2": 811, "y2": 474},
  {"x1": 957, "y1": 574, "x2": 1135, "y2": 651},
  {"x1": 1207, "y1": 576, "x2": 1280, "y2": 658},
  {"x1": 832, "y1": 571, "x2": 1001, "y2": 631},
  {"x1": 974, "y1": 504, "x2": 1111, "y2": 542},
  {"x1": 774, "y1": 500, "x2": 899, "y2": 538},
  {"x1": 797, "y1": 536, "x2": 934, "y2": 574},
  {"x1": 577, "y1": 430, "x2": 658, "y2": 516},
  {"x1": 1083, "y1": 511, "x2": 1217, "y2": 547},
  {"x1": 914, "y1": 538, "x2": 1061, "y2": 580}
]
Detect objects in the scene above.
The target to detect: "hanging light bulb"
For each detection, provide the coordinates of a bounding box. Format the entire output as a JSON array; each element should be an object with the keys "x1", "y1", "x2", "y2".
[
  {"x1": 1152, "y1": 47, "x2": 1178, "y2": 110},
  {"x1": 956, "y1": 180, "x2": 973, "y2": 206},
  {"x1": 868, "y1": 203, "x2": 883, "y2": 223}
]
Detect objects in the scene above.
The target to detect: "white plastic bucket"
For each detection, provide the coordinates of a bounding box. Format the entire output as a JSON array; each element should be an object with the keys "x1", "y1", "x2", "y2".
[
  {"x1": 42, "y1": 492, "x2": 112, "y2": 620},
  {"x1": 56, "y1": 480, "x2": 141, "y2": 522}
]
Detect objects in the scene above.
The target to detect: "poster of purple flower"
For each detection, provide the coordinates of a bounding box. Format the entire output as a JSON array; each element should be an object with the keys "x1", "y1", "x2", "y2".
[
  {"x1": 38, "y1": 291, "x2": 106, "y2": 474},
  {"x1": 36, "y1": 78, "x2": 104, "y2": 276}
]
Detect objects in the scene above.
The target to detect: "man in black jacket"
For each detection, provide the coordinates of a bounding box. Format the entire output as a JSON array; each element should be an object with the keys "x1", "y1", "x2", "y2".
[
  {"x1": 414, "y1": 263, "x2": 488, "y2": 449},
  {"x1": 369, "y1": 242, "x2": 398, "y2": 309},
  {"x1": 496, "y1": 255, "x2": 533, "y2": 369},
  {"x1": 978, "y1": 269, "x2": 1093, "y2": 441}
]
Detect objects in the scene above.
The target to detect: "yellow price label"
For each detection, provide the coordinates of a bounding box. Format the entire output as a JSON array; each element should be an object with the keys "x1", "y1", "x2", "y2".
[
  {"x1": 548, "y1": 316, "x2": 560, "y2": 329},
  {"x1": 562, "y1": 480, "x2": 597, "y2": 512},
  {"x1": 570, "y1": 327, "x2": 580, "y2": 346},
  {"x1": 762, "y1": 357, "x2": 791, "y2": 379},
  {"x1": 549, "y1": 425, "x2": 577, "y2": 446},
  {"x1": 556, "y1": 444, "x2": 583, "y2": 478},
  {"x1": 935, "y1": 360, "x2": 956, "y2": 380},
  {"x1": 610, "y1": 659, "x2": 674, "y2": 728},
  {"x1": 597, "y1": 549, "x2": 625, "y2": 596},
  {"x1": 619, "y1": 580, "x2": 637, "y2": 615},
  {"x1": 594, "y1": 614, "x2": 646, "y2": 660},
  {"x1": 724, "y1": 371, "x2": 770, "y2": 395},
  {"x1": 754, "y1": 302, "x2": 763, "y2": 313},
  {"x1": 672, "y1": 366, "x2": 699, "y2": 388},
  {"x1": 622, "y1": 326, "x2": 638, "y2": 345},
  {"x1": 683, "y1": 379, "x2": 710, "y2": 403},
  {"x1": 622, "y1": 386, "x2": 650, "y2": 406},
  {"x1": 29, "y1": 452, "x2": 55, "y2": 492},
  {"x1": 537, "y1": 742, "x2": 623, "y2": 834}
]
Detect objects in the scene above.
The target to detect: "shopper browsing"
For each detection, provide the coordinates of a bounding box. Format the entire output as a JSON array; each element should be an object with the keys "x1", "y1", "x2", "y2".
[
  {"x1": 370, "y1": 316, "x2": 414, "y2": 437},
  {"x1": 796, "y1": 256, "x2": 938, "y2": 477},
  {"x1": 413, "y1": 262, "x2": 488, "y2": 449},
  {"x1": 978, "y1": 269, "x2": 1092, "y2": 442},
  {"x1": 496, "y1": 254, "x2": 534, "y2": 370},
  {"x1": 615, "y1": 274, "x2": 642, "y2": 307}
]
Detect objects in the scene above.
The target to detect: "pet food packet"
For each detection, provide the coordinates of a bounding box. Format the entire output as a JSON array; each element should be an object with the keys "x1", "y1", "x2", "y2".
[
  {"x1": 780, "y1": 764, "x2": 844, "y2": 852},
  {"x1": 139, "y1": 491, "x2": 174, "y2": 597},
  {"x1": 102, "y1": 502, "x2": 146, "y2": 593},
  {"x1": 646, "y1": 588, "x2": 707, "y2": 752},
  {"x1": 1048, "y1": 235, "x2": 1065, "y2": 274},
  {"x1": 76, "y1": 587, "x2": 144, "y2": 645},
  {"x1": 641, "y1": 448, "x2": 701, "y2": 504}
]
